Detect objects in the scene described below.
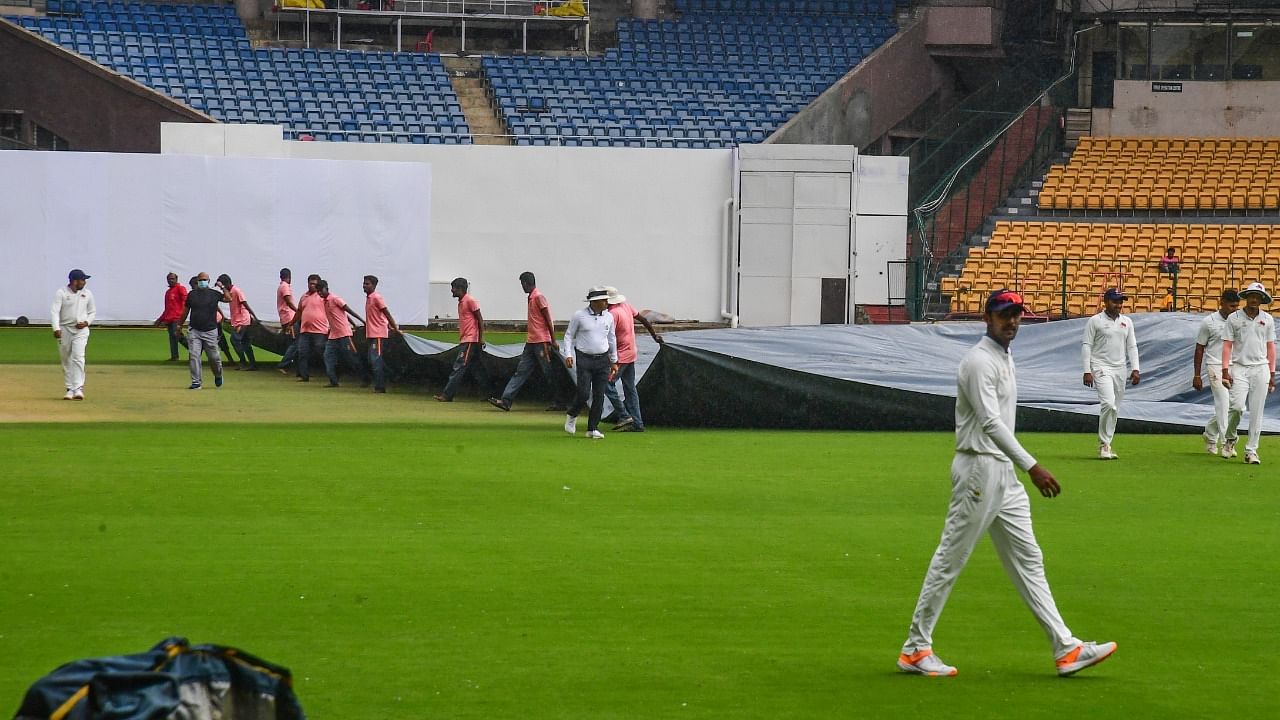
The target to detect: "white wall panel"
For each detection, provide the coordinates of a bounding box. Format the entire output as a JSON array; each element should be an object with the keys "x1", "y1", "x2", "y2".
[{"x1": 0, "y1": 150, "x2": 431, "y2": 324}]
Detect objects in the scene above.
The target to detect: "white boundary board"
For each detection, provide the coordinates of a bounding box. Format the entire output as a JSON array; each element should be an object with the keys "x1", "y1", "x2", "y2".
[
  {"x1": 162, "y1": 123, "x2": 737, "y2": 323},
  {"x1": 0, "y1": 150, "x2": 432, "y2": 324}
]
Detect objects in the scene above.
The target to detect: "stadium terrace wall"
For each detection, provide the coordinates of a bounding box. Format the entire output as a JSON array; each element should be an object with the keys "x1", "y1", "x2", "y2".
[
  {"x1": 1092, "y1": 80, "x2": 1280, "y2": 137},
  {"x1": 768, "y1": 13, "x2": 945, "y2": 150},
  {"x1": 163, "y1": 123, "x2": 735, "y2": 324},
  {"x1": 0, "y1": 19, "x2": 213, "y2": 152}
]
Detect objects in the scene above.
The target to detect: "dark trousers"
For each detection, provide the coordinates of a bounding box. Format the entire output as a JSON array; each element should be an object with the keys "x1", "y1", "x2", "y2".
[
  {"x1": 441, "y1": 342, "x2": 491, "y2": 400},
  {"x1": 165, "y1": 321, "x2": 181, "y2": 359},
  {"x1": 500, "y1": 341, "x2": 566, "y2": 405},
  {"x1": 367, "y1": 336, "x2": 388, "y2": 391},
  {"x1": 229, "y1": 324, "x2": 256, "y2": 368},
  {"x1": 217, "y1": 325, "x2": 233, "y2": 360},
  {"x1": 324, "y1": 336, "x2": 368, "y2": 385},
  {"x1": 295, "y1": 332, "x2": 326, "y2": 380},
  {"x1": 277, "y1": 322, "x2": 300, "y2": 370},
  {"x1": 603, "y1": 362, "x2": 643, "y2": 429},
  {"x1": 568, "y1": 352, "x2": 610, "y2": 432}
]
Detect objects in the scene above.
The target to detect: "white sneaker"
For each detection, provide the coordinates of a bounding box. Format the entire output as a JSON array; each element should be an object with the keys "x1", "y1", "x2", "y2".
[
  {"x1": 63, "y1": 389, "x2": 75, "y2": 400},
  {"x1": 1221, "y1": 439, "x2": 1238, "y2": 459},
  {"x1": 72, "y1": 388, "x2": 84, "y2": 400},
  {"x1": 897, "y1": 648, "x2": 957, "y2": 677},
  {"x1": 564, "y1": 415, "x2": 577, "y2": 435},
  {"x1": 1245, "y1": 450, "x2": 1261, "y2": 465},
  {"x1": 1205, "y1": 438, "x2": 1218, "y2": 455},
  {"x1": 1099, "y1": 445, "x2": 1117, "y2": 460},
  {"x1": 586, "y1": 430, "x2": 605, "y2": 440},
  {"x1": 1056, "y1": 641, "x2": 1117, "y2": 677}
]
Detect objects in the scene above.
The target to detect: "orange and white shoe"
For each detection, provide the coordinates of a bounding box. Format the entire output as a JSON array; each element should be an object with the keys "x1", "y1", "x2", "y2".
[
  {"x1": 1056, "y1": 641, "x2": 1117, "y2": 677},
  {"x1": 897, "y1": 648, "x2": 957, "y2": 677}
]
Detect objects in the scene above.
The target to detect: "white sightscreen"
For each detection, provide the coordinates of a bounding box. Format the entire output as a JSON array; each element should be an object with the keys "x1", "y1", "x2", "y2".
[{"x1": 0, "y1": 151, "x2": 431, "y2": 324}]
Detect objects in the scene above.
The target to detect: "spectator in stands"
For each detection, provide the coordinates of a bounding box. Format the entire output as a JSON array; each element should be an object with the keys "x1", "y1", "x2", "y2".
[
  {"x1": 276, "y1": 268, "x2": 301, "y2": 375},
  {"x1": 295, "y1": 273, "x2": 328, "y2": 382},
  {"x1": 602, "y1": 286, "x2": 664, "y2": 433},
  {"x1": 363, "y1": 274, "x2": 401, "y2": 394},
  {"x1": 1160, "y1": 287, "x2": 1176, "y2": 312},
  {"x1": 176, "y1": 272, "x2": 224, "y2": 391},
  {"x1": 52, "y1": 269, "x2": 95, "y2": 401},
  {"x1": 1159, "y1": 247, "x2": 1181, "y2": 276},
  {"x1": 154, "y1": 272, "x2": 187, "y2": 362},
  {"x1": 217, "y1": 274, "x2": 259, "y2": 371},
  {"x1": 489, "y1": 271, "x2": 568, "y2": 411},
  {"x1": 562, "y1": 287, "x2": 619, "y2": 440},
  {"x1": 1082, "y1": 287, "x2": 1141, "y2": 460},
  {"x1": 317, "y1": 279, "x2": 369, "y2": 388},
  {"x1": 436, "y1": 277, "x2": 492, "y2": 402}
]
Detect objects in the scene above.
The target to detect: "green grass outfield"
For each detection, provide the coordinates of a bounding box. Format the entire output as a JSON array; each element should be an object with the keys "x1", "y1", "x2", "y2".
[{"x1": 1, "y1": 330, "x2": 1276, "y2": 718}]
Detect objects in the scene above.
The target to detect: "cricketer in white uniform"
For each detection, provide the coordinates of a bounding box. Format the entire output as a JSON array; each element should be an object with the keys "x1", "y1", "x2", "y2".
[
  {"x1": 1193, "y1": 290, "x2": 1241, "y2": 456},
  {"x1": 51, "y1": 268, "x2": 96, "y2": 401},
  {"x1": 1221, "y1": 282, "x2": 1276, "y2": 465},
  {"x1": 898, "y1": 289, "x2": 1117, "y2": 678},
  {"x1": 1081, "y1": 287, "x2": 1141, "y2": 460}
]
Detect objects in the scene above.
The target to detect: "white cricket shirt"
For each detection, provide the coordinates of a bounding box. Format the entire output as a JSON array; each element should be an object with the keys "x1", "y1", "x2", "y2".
[
  {"x1": 51, "y1": 286, "x2": 96, "y2": 329},
  {"x1": 1195, "y1": 310, "x2": 1232, "y2": 369},
  {"x1": 563, "y1": 307, "x2": 617, "y2": 363},
  {"x1": 955, "y1": 335, "x2": 1037, "y2": 471},
  {"x1": 1224, "y1": 309, "x2": 1276, "y2": 368},
  {"x1": 1082, "y1": 311, "x2": 1140, "y2": 371}
]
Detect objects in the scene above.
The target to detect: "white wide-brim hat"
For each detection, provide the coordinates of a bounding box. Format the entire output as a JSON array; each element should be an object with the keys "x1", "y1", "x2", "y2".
[
  {"x1": 603, "y1": 286, "x2": 626, "y2": 305},
  {"x1": 1240, "y1": 282, "x2": 1273, "y2": 304},
  {"x1": 585, "y1": 286, "x2": 610, "y2": 302}
]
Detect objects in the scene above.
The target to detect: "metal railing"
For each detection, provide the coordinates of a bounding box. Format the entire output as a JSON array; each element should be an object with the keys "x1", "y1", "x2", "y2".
[{"x1": 940, "y1": 256, "x2": 1280, "y2": 320}]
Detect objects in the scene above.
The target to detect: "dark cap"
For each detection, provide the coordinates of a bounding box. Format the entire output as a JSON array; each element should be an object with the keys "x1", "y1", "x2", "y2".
[
  {"x1": 1103, "y1": 287, "x2": 1127, "y2": 301},
  {"x1": 985, "y1": 288, "x2": 1025, "y2": 314},
  {"x1": 68, "y1": 269, "x2": 90, "y2": 281}
]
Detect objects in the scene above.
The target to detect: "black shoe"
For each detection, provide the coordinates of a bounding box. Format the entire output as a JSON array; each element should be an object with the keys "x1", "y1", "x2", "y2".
[
  {"x1": 545, "y1": 403, "x2": 568, "y2": 412},
  {"x1": 373, "y1": 388, "x2": 387, "y2": 394},
  {"x1": 245, "y1": 365, "x2": 258, "y2": 371},
  {"x1": 324, "y1": 382, "x2": 339, "y2": 388},
  {"x1": 602, "y1": 412, "x2": 620, "y2": 424},
  {"x1": 620, "y1": 425, "x2": 646, "y2": 433},
  {"x1": 297, "y1": 377, "x2": 309, "y2": 382},
  {"x1": 434, "y1": 394, "x2": 452, "y2": 402},
  {"x1": 613, "y1": 417, "x2": 635, "y2": 431},
  {"x1": 488, "y1": 397, "x2": 511, "y2": 411}
]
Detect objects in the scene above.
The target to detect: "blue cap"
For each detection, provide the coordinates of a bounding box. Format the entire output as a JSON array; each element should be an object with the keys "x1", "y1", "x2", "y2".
[
  {"x1": 68, "y1": 269, "x2": 90, "y2": 281},
  {"x1": 985, "y1": 288, "x2": 1025, "y2": 314},
  {"x1": 1103, "y1": 287, "x2": 1126, "y2": 301}
]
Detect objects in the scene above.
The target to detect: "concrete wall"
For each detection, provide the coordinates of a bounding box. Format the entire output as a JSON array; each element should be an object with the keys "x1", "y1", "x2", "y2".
[
  {"x1": 0, "y1": 19, "x2": 212, "y2": 152},
  {"x1": 163, "y1": 124, "x2": 736, "y2": 323},
  {"x1": 767, "y1": 16, "x2": 946, "y2": 149},
  {"x1": 924, "y1": 6, "x2": 999, "y2": 47},
  {"x1": 1092, "y1": 80, "x2": 1280, "y2": 137}
]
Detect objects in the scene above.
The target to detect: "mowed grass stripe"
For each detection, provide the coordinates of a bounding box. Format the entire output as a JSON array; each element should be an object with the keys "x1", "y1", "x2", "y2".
[{"x1": 2, "y1": 423, "x2": 1275, "y2": 718}]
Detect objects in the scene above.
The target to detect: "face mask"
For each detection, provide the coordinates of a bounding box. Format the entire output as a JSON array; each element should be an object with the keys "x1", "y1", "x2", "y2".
[{"x1": 198, "y1": 280, "x2": 209, "y2": 289}]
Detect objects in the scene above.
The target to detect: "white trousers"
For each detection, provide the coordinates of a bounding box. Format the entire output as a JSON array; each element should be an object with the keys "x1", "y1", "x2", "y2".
[
  {"x1": 1227, "y1": 364, "x2": 1270, "y2": 453},
  {"x1": 58, "y1": 326, "x2": 89, "y2": 392},
  {"x1": 1203, "y1": 366, "x2": 1236, "y2": 445},
  {"x1": 904, "y1": 453, "x2": 1080, "y2": 659},
  {"x1": 1092, "y1": 365, "x2": 1126, "y2": 446}
]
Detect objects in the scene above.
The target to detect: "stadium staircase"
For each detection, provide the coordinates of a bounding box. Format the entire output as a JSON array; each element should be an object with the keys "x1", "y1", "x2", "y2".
[{"x1": 443, "y1": 56, "x2": 511, "y2": 146}]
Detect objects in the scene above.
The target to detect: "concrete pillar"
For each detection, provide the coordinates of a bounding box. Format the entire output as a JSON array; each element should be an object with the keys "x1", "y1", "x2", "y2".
[
  {"x1": 235, "y1": 0, "x2": 260, "y2": 22},
  {"x1": 633, "y1": 0, "x2": 659, "y2": 20}
]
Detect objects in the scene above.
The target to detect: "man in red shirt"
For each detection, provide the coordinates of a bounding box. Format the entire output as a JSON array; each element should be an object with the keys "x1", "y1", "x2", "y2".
[
  {"x1": 363, "y1": 274, "x2": 401, "y2": 393},
  {"x1": 602, "y1": 286, "x2": 664, "y2": 432},
  {"x1": 436, "y1": 277, "x2": 493, "y2": 402},
  {"x1": 294, "y1": 273, "x2": 328, "y2": 382},
  {"x1": 275, "y1": 268, "x2": 301, "y2": 374},
  {"x1": 217, "y1": 274, "x2": 260, "y2": 371},
  {"x1": 489, "y1": 271, "x2": 568, "y2": 411},
  {"x1": 154, "y1": 272, "x2": 187, "y2": 361},
  {"x1": 317, "y1": 279, "x2": 369, "y2": 388}
]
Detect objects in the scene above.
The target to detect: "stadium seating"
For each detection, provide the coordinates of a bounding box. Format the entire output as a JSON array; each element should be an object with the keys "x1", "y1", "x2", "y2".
[
  {"x1": 4, "y1": 1, "x2": 471, "y2": 143},
  {"x1": 486, "y1": 0, "x2": 899, "y2": 147},
  {"x1": 942, "y1": 220, "x2": 1280, "y2": 316},
  {"x1": 1038, "y1": 136, "x2": 1280, "y2": 210}
]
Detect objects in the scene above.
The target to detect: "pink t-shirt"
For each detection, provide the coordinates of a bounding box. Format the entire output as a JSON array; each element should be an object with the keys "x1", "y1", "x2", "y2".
[
  {"x1": 365, "y1": 291, "x2": 390, "y2": 339},
  {"x1": 526, "y1": 288, "x2": 553, "y2": 343},
  {"x1": 324, "y1": 294, "x2": 352, "y2": 340},
  {"x1": 609, "y1": 302, "x2": 638, "y2": 364},
  {"x1": 228, "y1": 286, "x2": 252, "y2": 328},
  {"x1": 298, "y1": 291, "x2": 329, "y2": 335},
  {"x1": 277, "y1": 280, "x2": 296, "y2": 325},
  {"x1": 458, "y1": 294, "x2": 481, "y2": 343}
]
